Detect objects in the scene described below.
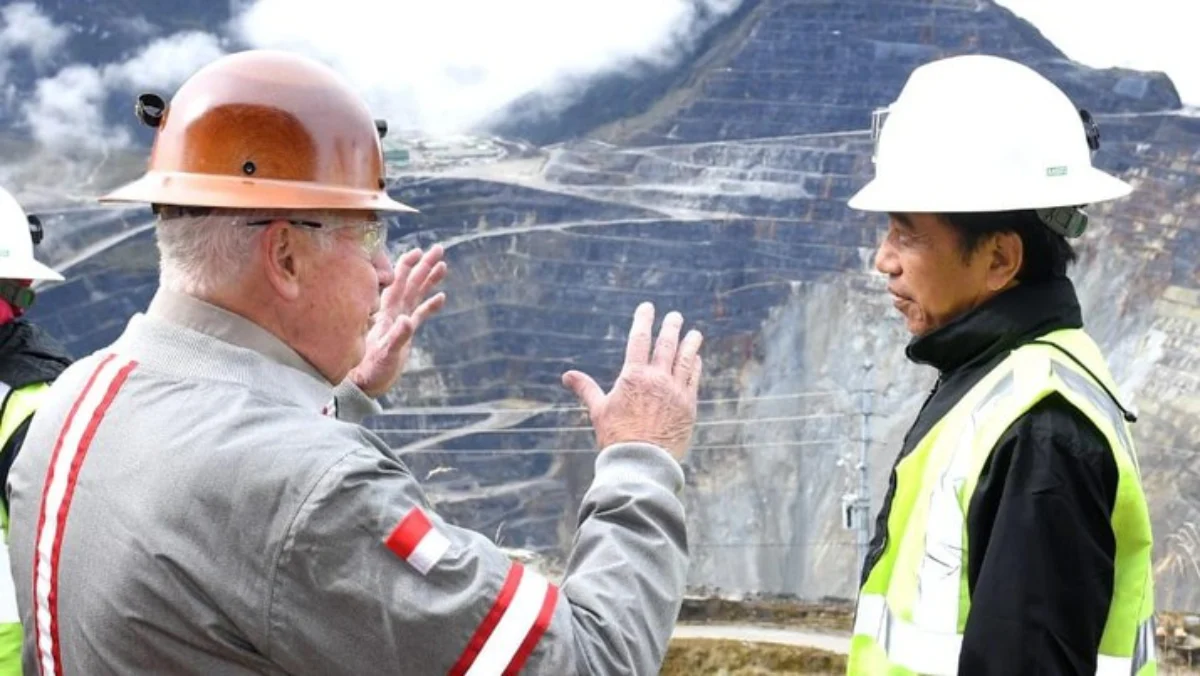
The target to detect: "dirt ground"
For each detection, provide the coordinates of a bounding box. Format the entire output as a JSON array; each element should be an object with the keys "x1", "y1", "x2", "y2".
[
  {"x1": 662, "y1": 638, "x2": 846, "y2": 675},
  {"x1": 677, "y1": 596, "x2": 855, "y2": 633},
  {"x1": 672, "y1": 597, "x2": 1200, "y2": 674}
]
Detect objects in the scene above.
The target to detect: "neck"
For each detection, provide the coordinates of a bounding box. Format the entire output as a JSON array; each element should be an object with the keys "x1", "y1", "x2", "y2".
[
  {"x1": 906, "y1": 277, "x2": 1083, "y2": 374},
  {"x1": 187, "y1": 280, "x2": 295, "y2": 356},
  {"x1": 191, "y1": 278, "x2": 344, "y2": 386}
]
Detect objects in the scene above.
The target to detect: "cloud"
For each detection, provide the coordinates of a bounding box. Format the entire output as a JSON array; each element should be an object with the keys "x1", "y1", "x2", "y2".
[
  {"x1": 23, "y1": 64, "x2": 126, "y2": 152},
  {"x1": 233, "y1": 0, "x2": 744, "y2": 135},
  {"x1": 0, "y1": 2, "x2": 70, "y2": 88},
  {"x1": 996, "y1": 0, "x2": 1200, "y2": 107},
  {"x1": 18, "y1": 0, "x2": 1194, "y2": 161},
  {"x1": 14, "y1": 0, "x2": 741, "y2": 152},
  {"x1": 0, "y1": 2, "x2": 70, "y2": 66},
  {"x1": 105, "y1": 31, "x2": 226, "y2": 91},
  {"x1": 22, "y1": 31, "x2": 225, "y2": 152}
]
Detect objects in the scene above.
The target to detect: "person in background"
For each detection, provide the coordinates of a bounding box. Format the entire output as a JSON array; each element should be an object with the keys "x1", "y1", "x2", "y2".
[
  {"x1": 0, "y1": 185, "x2": 72, "y2": 676},
  {"x1": 846, "y1": 54, "x2": 1156, "y2": 675}
]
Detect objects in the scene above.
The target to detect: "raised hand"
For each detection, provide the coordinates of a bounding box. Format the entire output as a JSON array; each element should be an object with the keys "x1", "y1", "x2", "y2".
[
  {"x1": 562, "y1": 302, "x2": 703, "y2": 460},
  {"x1": 349, "y1": 245, "x2": 447, "y2": 397}
]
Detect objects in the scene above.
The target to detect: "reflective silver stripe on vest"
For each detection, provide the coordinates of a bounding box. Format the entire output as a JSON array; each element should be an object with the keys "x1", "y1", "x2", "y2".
[
  {"x1": 853, "y1": 593, "x2": 962, "y2": 675},
  {"x1": 1050, "y1": 363, "x2": 1139, "y2": 474},
  {"x1": 867, "y1": 349, "x2": 1153, "y2": 674},
  {"x1": 1096, "y1": 616, "x2": 1157, "y2": 676},
  {"x1": 0, "y1": 381, "x2": 17, "y2": 623},
  {"x1": 912, "y1": 372, "x2": 1012, "y2": 632},
  {"x1": 857, "y1": 593, "x2": 1156, "y2": 676}
]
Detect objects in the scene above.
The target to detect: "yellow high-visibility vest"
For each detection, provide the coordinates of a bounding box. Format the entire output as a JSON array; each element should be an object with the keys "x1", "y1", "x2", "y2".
[
  {"x1": 848, "y1": 328, "x2": 1155, "y2": 676},
  {"x1": 0, "y1": 380, "x2": 52, "y2": 676}
]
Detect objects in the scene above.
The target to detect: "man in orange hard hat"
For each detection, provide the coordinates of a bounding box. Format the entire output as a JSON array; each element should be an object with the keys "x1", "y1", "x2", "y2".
[{"x1": 6, "y1": 50, "x2": 703, "y2": 675}]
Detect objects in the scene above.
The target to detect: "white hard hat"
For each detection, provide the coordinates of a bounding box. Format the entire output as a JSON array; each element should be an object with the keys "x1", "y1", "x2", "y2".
[
  {"x1": 0, "y1": 186, "x2": 63, "y2": 282},
  {"x1": 848, "y1": 54, "x2": 1132, "y2": 215}
]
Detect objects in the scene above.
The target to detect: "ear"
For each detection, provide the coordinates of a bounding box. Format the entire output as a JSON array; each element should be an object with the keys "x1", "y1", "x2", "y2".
[
  {"x1": 259, "y1": 221, "x2": 304, "y2": 301},
  {"x1": 986, "y1": 231, "x2": 1023, "y2": 290}
]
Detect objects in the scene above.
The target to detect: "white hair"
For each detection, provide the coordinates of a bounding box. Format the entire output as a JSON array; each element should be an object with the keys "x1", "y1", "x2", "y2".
[{"x1": 155, "y1": 209, "x2": 348, "y2": 297}]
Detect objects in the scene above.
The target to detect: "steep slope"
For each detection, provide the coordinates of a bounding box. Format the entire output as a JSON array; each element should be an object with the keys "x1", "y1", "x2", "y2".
[{"x1": 20, "y1": 0, "x2": 1200, "y2": 611}]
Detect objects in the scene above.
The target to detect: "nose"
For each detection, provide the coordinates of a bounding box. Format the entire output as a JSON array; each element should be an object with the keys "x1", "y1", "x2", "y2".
[
  {"x1": 874, "y1": 232, "x2": 900, "y2": 277},
  {"x1": 373, "y1": 249, "x2": 395, "y2": 290}
]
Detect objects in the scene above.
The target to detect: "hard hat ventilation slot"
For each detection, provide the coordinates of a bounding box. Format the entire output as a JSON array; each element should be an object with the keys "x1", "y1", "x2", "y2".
[
  {"x1": 135, "y1": 93, "x2": 166, "y2": 128},
  {"x1": 375, "y1": 119, "x2": 388, "y2": 139}
]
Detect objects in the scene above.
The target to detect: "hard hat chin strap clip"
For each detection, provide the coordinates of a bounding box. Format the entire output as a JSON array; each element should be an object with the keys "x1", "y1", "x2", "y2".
[
  {"x1": 1036, "y1": 206, "x2": 1089, "y2": 238},
  {"x1": 0, "y1": 281, "x2": 34, "y2": 311}
]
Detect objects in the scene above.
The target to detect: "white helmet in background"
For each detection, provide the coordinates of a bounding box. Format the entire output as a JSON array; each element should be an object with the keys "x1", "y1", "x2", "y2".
[
  {"x1": 848, "y1": 54, "x2": 1131, "y2": 237},
  {"x1": 0, "y1": 185, "x2": 63, "y2": 282}
]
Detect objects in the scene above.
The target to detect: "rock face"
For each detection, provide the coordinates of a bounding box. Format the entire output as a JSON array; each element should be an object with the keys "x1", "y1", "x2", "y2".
[{"x1": 16, "y1": 0, "x2": 1200, "y2": 610}]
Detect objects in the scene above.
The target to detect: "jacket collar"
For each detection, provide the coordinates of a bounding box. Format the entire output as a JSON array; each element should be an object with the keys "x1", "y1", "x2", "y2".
[
  {"x1": 905, "y1": 277, "x2": 1084, "y2": 375},
  {"x1": 0, "y1": 319, "x2": 73, "y2": 389},
  {"x1": 146, "y1": 287, "x2": 334, "y2": 387}
]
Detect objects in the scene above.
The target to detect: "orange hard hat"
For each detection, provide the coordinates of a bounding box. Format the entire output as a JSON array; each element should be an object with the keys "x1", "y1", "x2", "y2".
[{"x1": 101, "y1": 49, "x2": 415, "y2": 213}]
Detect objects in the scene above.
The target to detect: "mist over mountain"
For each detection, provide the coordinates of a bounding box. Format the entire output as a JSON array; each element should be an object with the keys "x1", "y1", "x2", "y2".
[{"x1": 2, "y1": 0, "x2": 1198, "y2": 610}]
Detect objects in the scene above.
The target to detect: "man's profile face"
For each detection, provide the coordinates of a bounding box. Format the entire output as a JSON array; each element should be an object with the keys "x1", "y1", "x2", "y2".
[
  {"x1": 873, "y1": 213, "x2": 996, "y2": 337},
  {"x1": 289, "y1": 211, "x2": 393, "y2": 382}
]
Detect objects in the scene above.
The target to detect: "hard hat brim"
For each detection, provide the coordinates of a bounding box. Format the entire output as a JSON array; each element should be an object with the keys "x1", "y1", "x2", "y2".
[
  {"x1": 0, "y1": 257, "x2": 64, "y2": 282},
  {"x1": 848, "y1": 166, "x2": 1132, "y2": 214},
  {"x1": 99, "y1": 171, "x2": 420, "y2": 213}
]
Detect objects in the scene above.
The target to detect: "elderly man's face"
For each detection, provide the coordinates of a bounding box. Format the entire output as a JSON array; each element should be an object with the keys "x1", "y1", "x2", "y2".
[
  {"x1": 873, "y1": 213, "x2": 1011, "y2": 337},
  {"x1": 290, "y1": 212, "x2": 394, "y2": 381}
]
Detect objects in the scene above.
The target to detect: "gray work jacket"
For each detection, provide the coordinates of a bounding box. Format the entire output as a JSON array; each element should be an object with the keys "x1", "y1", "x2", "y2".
[{"x1": 6, "y1": 289, "x2": 688, "y2": 675}]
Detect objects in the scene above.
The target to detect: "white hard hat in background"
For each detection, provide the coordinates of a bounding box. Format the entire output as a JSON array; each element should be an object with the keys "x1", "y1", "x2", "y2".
[
  {"x1": 0, "y1": 186, "x2": 64, "y2": 282},
  {"x1": 848, "y1": 54, "x2": 1132, "y2": 218}
]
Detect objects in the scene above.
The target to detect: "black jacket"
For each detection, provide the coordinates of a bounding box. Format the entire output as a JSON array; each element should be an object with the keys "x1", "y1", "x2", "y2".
[
  {"x1": 861, "y1": 278, "x2": 1122, "y2": 675},
  {"x1": 0, "y1": 319, "x2": 73, "y2": 512}
]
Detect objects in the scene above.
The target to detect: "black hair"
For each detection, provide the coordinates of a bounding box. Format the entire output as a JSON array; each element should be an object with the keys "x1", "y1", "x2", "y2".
[{"x1": 941, "y1": 210, "x2": 1077, "y2": 283}]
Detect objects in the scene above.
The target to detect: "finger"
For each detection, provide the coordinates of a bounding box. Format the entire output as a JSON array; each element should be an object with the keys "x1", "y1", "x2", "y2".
[
  {"x1": 381, "y1": 248, "x2": 422, "y2": 309},
  {"x1": 424, "y1": 243, "x2": 445, "y2": 265},
  {"x1": 674, "y1": 329, "x2": 703, "y2": 385},
  {"x1": 688, "y1": 355, "x2": 703, "y2": 397},
  {"x1": 394, "y1": 247, "x2": 422, "y2": 282},
  {"x1": 410, "y1": 292, "x2": 447, "y2": 326},
  {"x1": 562, "y1": 370, "x2": 604, "y2": 412},
  {"x1": 624, "y1": 302, "x2": 655, "y2": 368},
  {"x1": 384, "y1": 315, "x2": 415, "y2": 350},
  {"x1": 418, "y1": 261, "x2": 448, "y2": 298},
  {"x1": 651, "y1": 311, "x2": 684, "y2": 370},
  {"x1": 398, "y1": 248, "x2": 442, "y2": 312}
]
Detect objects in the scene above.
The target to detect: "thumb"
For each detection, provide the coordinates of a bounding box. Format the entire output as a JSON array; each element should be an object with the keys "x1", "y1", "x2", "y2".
[{"x1": 562, "y1": 370, "x2": 604, "y2": 412}]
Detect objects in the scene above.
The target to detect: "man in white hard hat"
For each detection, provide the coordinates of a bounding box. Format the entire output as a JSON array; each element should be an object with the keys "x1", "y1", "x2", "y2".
[
  {"x1": 6, "y1": 50, "x2": 702, "y2": 675},
  {"x1": 846, "y1": 55, "x2": 1155, "y2": 675},
  {"x1": 0, "y1": 186, "x2": 72, "y2": 676}
]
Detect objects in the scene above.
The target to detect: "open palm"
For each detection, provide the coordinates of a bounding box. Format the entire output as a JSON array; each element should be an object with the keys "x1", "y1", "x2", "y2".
[{"x1": 349, "y1": 244, "x2": 447, "y2": 397}]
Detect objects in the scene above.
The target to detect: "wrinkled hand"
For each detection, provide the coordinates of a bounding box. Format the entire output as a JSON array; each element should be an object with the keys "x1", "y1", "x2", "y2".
[
  {"x1": 562, "y1": 302, "x2": 703, "y2": 460},
  {"x1": 349, "y1": 245, "x2": 447, "y2": 397}
]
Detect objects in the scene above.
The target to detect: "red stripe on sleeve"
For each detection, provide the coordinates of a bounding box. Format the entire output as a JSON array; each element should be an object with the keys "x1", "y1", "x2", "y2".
[
  {"x1": 503, "y1": 582, "x2": 559, "y2": 675},
  {"x1": 448, "y1": 563, "x2": 524, "y2": 676}
]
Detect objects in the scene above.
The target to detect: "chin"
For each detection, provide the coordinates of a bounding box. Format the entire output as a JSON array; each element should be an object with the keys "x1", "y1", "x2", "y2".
[{"x1": 899, "y1": 313, "x2": 924, "y2": 336}]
